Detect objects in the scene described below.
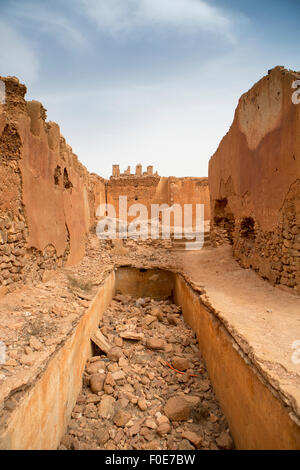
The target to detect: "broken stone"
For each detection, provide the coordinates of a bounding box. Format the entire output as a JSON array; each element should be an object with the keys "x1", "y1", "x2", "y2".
[
  {"x1": 157, "y1": 415, "x2": 169, "y2": 426},
  {"x1": 111, "y1": 370, "x2": 125, "y2": 381},
  {"x1": 145, "y1": 418, "x2": 157, "y2": 429},
  {"x1": 172, "y1": 356, "x2": 190, "y2": 371},
  {"x1": 216, "y1": 431, "x2": 233, "y2": 450},
  {"x1": 184, "y1": 395, "x2": 200, "y2": 407},
  {"x1": 146, "y1": 338, "x2": 164, "y2": 350},
  {"x1": 86, "y1": 361, "x2": 106, "y2": 375},
  {"x1": 181, "y1": 430, "x2": 202, "y2": 449},
  {"x1": 120, "y1": 331, "x2": 144, "y2": 341},
  {"x1": 157, "y1": 422, "x2": 171, "y2": 436},
  {"x1": 20, "y1": 353, "x2": 37, "y2": 366},
  {"x1": 137, "y1": 397, "x2": 147, "y2": 411},
  {"x1": 98, "y1": 395, "x2": 115, "y2": 419},
  {"x1": 128, "y1": 423, "x2": 141, "y2": 437},
  {"x1": 29, "y1": 336, "x2": 42, "y2": 351},
  {"x1": 164, "y1": 396, "x2": 190, "y2": 421},
  {"x1": 115, "y1": 336, "x2": 123, "y2": 347},
  {"x1": 167, "y1": 314, "x2": 179, "y2": 326},
  {"x1": 89, "y1": 373, "x2": 106, "y2": 393},
  {"x1": 144, "y1": 315, "x2": 156, "y2": 326},
  {"x1": 91, "y1": 329, "x2": 111, "y2": 354},
  {"x1": 143, "y1": 440, "x2": 161, "y2": 450},
  {"x1": 94, "y1": 428, "x2": 109, "y2": 445},
  {"x1": 107, "y1": 347, "x2": 124, "y2": 362},
  {"x1": 105, "y1": 372, "x2": 116, "y2": 387},
  {"x1": 178, "y1": 439, "x2": 195, "y2": 450},
  {"x1": 113, "y1": 410, "x2": 131, "y2": 427}
]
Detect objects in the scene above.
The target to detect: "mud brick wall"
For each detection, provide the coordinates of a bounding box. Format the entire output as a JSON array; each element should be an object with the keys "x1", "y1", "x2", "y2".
[
  {"x1": 107, "y1": 175, "x2": 161, "y2": 223},
  {"x1": 0, "y1": 76, "x2": 102, "y2": 290},
  {"x1": 107, "y1": 175, "x2": 210, "y2": 227},
  {"x1": 169, "y1": 177, "x2": 210, "y2": 226},
  {"x1": 208, "y1": 66, "x2": 300, "y2": 293}
]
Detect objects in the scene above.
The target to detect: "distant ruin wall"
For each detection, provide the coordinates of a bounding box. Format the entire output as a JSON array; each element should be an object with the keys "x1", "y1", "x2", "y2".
[
  {"x1": 208, "y1": 66, "x2": 300, "y2": 292},
  {"x1": 168, "y1": 177, "x2": 210, "y2": 226},
  {"x1": 0, "y1": 76, "x2": 103, "y2": 289},
  {"x1": 107, "y1": 172, "x2": 210, "y2": 227}
]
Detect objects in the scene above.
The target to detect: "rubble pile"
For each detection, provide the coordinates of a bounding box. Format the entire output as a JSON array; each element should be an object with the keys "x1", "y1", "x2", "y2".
[{"x1": 59, "y1": 294, "x2": 233, "y2": 450}]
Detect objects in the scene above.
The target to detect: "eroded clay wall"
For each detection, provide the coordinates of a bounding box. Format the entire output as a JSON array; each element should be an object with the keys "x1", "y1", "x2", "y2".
[
  {"x1": 106, "y1": 174, "x2": 210, "y2": 229},
  {"x1": 208, "y1": 66, "x2": 300, "y2": 292},
  {"x1": 169, "y1": 177, "x2": 210, "y2": 227},
  {"x1": 107, "y1": 175, "x2": 161, "y2": 223},
  {"x1": 0, "y1": 76, "x2": 101, "y2": 289}
]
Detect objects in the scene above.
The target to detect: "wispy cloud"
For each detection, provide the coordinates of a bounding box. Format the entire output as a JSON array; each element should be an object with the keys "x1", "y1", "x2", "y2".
[
  {"x1": 8, "y1": 1, "x2": 87, "y2": 49},
  {"x1": 81, "y1": 0, "x2": 241, "y2": 42},
  {"x1": 0, "y1": 20, "x2": 39, "y2": 83}
]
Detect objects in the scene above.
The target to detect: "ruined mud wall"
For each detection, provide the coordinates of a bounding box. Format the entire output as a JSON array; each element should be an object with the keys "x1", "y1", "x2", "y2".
[
  {"x1": 209, "y1": 66, "x2": 300, "y2": 292},
  {"x1": 169, "y1": 177, "x2": 210, "y2": 226},
  {"x1": 107, "y1": 174, "x2": 210, "y2": 228},
  {"x1": 0, "y1": 76, "x2": 102, "y2": 289},
  {"x1": 107, "y1": 175, "x2": 161, "y2": 223}
]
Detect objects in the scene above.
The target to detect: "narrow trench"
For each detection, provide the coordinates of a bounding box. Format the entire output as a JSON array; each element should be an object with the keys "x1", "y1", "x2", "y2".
[{"x1": 59, "y1": 289, "x2": 234, "y2": 451}]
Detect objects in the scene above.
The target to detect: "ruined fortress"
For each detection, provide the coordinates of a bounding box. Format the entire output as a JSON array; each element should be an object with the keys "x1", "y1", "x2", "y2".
[{"x1": 0, "y1": 66, "x2": 299, "y2": 450}]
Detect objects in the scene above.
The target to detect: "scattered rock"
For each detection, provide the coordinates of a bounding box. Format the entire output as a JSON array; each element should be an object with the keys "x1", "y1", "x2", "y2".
[
  {"x1": 143, "y1": 440, "x2": 161, "y2": 450},
  {"x1": 111, "y1": 370, "x2": 125, "y2": 381},
  {"x1": 90, "y1": 373, "x2": 106, "y2": 393},
  {"x1": 138, "y1": 397, "x2": 148, "y2": 411},
  {"x1": 144, "y1": 315, "x2": 156, "y2": 326},
  {"x1": 164, "y1": 396, "x2": 190, "y2": 421},
  {"x1": 182, "y1": 430, "x2": 202, "y2": 449},
  {"x1": 113, "y1": 410, "x2": 131, "y2": 427},
  {"x1": 94, "y1": 429, "x2": 110, "y2": 445},
  {"x1": 107, "y1": 347, "x2": 124, "y2": 362},
  {"x1": 29, "y1": 336, "x2": 42, "y2": 351},
  {"x1": 98, "y1": 395, "x2": 115, "y2": 419},
  {"x1": 157, "y1": 422, "x2": 171, "y2": 435},
  {"x1": 86, "y1": 360, "x2": 106, "y2": 375},
  {"x1": 20, "y1": 353, "x2": 37, "y2": 366},
  {"x1": 120, "y1": 331, "x2": 144, "y2": 341},
  {"x1": 178, "y1": 439, "x2": 195, "y2": 450},
  {"x1": 105, "y1": 372, "x2": 116, "y2": 387},
  {"x1": 216, "y1": 431, "x2": 233, "y2": 450},
  {"x1": 167, "y1": 314, "x2": 179, "y2": 326},
  {"x1": 157, "y1": 415, "x2": 169, "y2": 426},
  {"x1": 172, "y1": 356, "x2": 190, "y2": 371},
  {"x1": 115, "y1": 337, "x2": 123, "y2": 347},
  {"x1": 91, "y1": 329, "x2": 111, "y2": 354},
  {"x1": 146, "y1": 338, "x2": 164, "y2": 350},
  {"x1": 145, "y1": 418, "x2": 157, "y2": 429},
  {"x1": 60, "y1": 296, "x2": 231, "y2": 451}
]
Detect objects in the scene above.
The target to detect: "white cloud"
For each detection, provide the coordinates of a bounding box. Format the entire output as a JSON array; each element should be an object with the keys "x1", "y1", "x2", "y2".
[
  {"x1": 81, "y1": 0, "x2": 238, "y2": 41},
  {"x1": 8, "y1": 2, "x2": 87, "y2": 50},
  {"x1": 0, "y1": 21, "x2": 39, "y2": 83},
  {"x1": 38, "y1": 15, "x2": 87, "y2": 49}
]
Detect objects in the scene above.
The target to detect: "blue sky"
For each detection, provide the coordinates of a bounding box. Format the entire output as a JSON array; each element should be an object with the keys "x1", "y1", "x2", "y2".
[{"x1": 0, "y1": 0, "x2": 299, "y2": 177}]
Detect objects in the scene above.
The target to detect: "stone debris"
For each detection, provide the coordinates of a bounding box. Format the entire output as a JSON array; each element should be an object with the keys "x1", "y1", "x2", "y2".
[
  {"x1": 59, "y1": 294, "x2": 233, "y2": 450},
  {"x1": 119, "y1": 331, "x2": 144, "y2": 341},
  {"x1": 146, "y1": 338, "x2": 165, "y2": 350},
  {"x1": 91, "y1": 329, "x2": 112, "y2": 354},
  {"x1": 164, "y1": 396, "x2": 191, "y2": 421},
  {"x1": 172, "y1": 356, "x2": 190, "y2": 371}
]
